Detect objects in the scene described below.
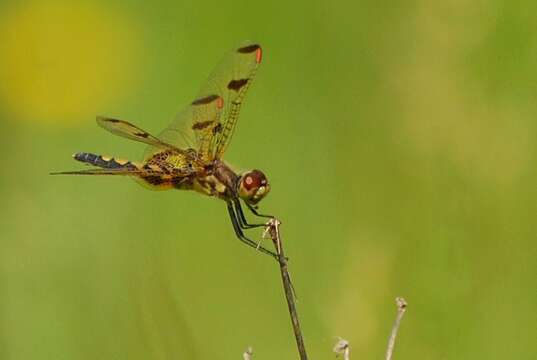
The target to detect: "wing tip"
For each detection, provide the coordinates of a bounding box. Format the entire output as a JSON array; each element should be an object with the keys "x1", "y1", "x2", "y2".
[
  {"x1": 237, "y1": 43, "x2": 261, "y2": 53},
  {"x1": 237, "y1": 43, "x2": 262, "y2": 63}
]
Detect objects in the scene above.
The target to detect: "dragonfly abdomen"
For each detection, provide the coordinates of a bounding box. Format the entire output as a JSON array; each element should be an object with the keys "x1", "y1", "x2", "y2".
[{"x1": 73, "y1": 152, "x2": 137, "y2": 170}]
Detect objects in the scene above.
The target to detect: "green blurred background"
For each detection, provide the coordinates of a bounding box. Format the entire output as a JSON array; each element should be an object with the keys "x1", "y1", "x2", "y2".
[{"x1": 1, "y1": 0, "x2": 536, "y2": 359}]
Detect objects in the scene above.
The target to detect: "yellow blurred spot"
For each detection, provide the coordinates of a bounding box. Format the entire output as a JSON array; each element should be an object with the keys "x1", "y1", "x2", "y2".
[{"x1": 0, "y1": 2, "x2": 141, "y2": 123}]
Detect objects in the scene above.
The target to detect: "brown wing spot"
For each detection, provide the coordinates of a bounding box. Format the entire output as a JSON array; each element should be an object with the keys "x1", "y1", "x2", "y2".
[
  {"x1": 134, "y1": 131, "x2": 149, "y2": 138},
  {"x1": 212, "y1": 123, "x2": 222, "y2": 135},
  {"x1": 192, "y1": 120, "x2": 214, "y2": 130},
  {"x1": 105, "y1": 118, "x2": 121, "y2": 123},
  {"x1": 237, "y1": 44, "x2": 260, "y2": 53},
  {"x1": 228, "y1": 78, "x2": 249, "y2": 91},
  {"x1": 237, "y1": 44, "x2": 262, "y2": 63},
  {"x1": 192, "y1": 94, "x2": 220, "y2": 105}
]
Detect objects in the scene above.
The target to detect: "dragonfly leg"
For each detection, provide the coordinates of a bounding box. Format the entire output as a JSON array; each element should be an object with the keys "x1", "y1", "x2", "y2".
[
  {"x1": 233, "y1": 199, "x2": 265, "y2": 229},
  {"x1": 227, "y1": 202, "x2": 278, "y2": 260},
  {"x1": 245, "y1": 202, "x2": 274, "y2": 219}
]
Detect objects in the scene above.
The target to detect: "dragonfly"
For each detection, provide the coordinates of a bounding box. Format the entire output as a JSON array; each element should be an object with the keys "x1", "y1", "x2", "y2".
[{"x1": 52, "y1": 42, "x2": 279, "y2": 260}]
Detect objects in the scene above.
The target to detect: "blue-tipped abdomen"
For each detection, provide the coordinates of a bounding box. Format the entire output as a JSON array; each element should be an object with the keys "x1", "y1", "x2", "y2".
[{"x1": 73, "y1": 152, "x2": 136, "y2": 170}]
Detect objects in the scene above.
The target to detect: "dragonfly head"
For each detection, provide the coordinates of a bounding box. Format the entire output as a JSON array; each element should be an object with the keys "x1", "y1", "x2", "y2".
[{"x1": 238, "y1": 169, "x2": 271, "y2": 205}]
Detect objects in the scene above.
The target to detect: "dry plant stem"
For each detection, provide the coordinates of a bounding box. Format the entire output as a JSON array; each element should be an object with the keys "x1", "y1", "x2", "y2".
[
  {"x1": 265, "y1": 218, "x2": 308, "y2": 360},
  {"x1": 242, "y1": 346, "x2": 253, "y2": 360},
  {"x1": 385, "y1": 297, "x2": 408, "y2": 360},
  {"x1": 333, "y1": 338, "x2": 350, "y2": 360}
]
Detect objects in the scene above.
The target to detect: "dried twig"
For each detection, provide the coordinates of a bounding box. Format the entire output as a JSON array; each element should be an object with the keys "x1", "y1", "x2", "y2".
[
  {"x1": 333, "y1": 338, "x2": 350, "y2": 360},
  {"x1": 264, "y1": 218, "x2": 308, "y2": 360},
  {"x1": 333, "y1": 297, "x2": 408, "y2": 360},
  {"x1": 242, "y1": 346, "x2": 253, "y2": 360},
  {"x1": 385, "y1": 297, "x2": 407, "y2": 360}
]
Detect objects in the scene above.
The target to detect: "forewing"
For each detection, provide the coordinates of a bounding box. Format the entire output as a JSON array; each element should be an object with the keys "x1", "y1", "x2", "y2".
[
  {"x1": 151, "y1": 42, "x2": 262, "y2": 161},
  {"x1": 212, "y1": 43, "x2": 262, "y2": 159}
]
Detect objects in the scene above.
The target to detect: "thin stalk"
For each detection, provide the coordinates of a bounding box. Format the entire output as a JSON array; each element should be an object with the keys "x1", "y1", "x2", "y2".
[
  {"x1": 264, "y1": 218, "x2": 308, "y2": 360},
  {"x1": 385, "y1": 297, "x2": 408, "y2": 360}
]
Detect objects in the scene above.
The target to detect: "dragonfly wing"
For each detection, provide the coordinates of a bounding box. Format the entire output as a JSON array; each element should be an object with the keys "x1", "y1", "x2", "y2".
[
  {"x1": 149, "y1": 41, "x2": 262, "y2": 161},
  {"x1": 50, "y1": 168, "x2": 143, "y2": 175},
  {"x1": 150, "y1": 94, "x2": 224, "y2": 162},
  {"x1": 97, "y1": 116, "x2": 183, "y2": 152},
  {"x1": 212, "y1": 43, "x2": 262, "y2": 159}
]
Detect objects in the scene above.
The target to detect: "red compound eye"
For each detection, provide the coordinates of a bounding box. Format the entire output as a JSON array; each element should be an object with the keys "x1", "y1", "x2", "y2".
[{"x1": 242, "y1": 170, "x2": 267, "y2": 191}]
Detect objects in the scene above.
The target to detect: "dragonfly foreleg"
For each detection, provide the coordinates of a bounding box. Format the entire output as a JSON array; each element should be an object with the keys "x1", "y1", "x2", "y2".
[
  {"x1": 245, "y1": 202, "x2": 274, "y2": 219},
  {"x1": 227, "y1": 202, "x2": 278, "y2": 260},
  {"x1": 233, "y1": 199, "x2": 265, "y2": 229}
]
